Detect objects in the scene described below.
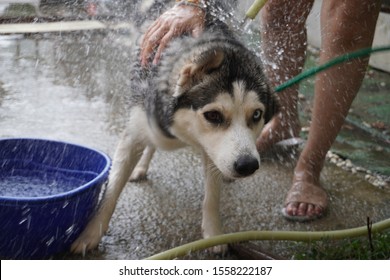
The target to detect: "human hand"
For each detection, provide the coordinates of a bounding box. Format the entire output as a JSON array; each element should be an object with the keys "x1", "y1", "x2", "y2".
[{"x1": 140, "y1": 4, "x2": 206, "y2": 66}]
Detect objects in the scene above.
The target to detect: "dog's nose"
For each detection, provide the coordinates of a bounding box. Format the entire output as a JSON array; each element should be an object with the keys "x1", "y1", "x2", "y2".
[{"x1": 234, "y1": 155, "x2": 259, "y2": 177}]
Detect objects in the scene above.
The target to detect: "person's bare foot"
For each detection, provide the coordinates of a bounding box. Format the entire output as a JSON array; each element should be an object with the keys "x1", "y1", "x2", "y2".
[{"x1": 282, "y1": 171, "x2": 328, "y2": 221}]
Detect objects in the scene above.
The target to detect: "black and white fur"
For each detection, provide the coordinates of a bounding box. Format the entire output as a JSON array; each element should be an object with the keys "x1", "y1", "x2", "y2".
[{"x1": 71, "y1": 17, "x2": 278, "y2": 254}]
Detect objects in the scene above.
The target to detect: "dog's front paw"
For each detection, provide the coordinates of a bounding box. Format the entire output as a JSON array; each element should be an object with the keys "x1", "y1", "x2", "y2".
[
  {"x1": 203, "y1": 228, "x2": 228, "y2": 255},
  {"x1": 71, "y1": 217, "x2": 108, "y2": 254},
  {"x1": 129, "y1": 167, "x2": 148, "y2": 182},
  {"x1": 209, "y1": 244, "x2": 229, "y2": 255},
  {"x1": 204, "y1": 235, "x2": 229, "y2": 255}
]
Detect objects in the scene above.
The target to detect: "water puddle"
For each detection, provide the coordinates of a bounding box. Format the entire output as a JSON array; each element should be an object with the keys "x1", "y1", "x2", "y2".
[{"x1": 0, "y1": 31, "x2": 135, "y2": 154}]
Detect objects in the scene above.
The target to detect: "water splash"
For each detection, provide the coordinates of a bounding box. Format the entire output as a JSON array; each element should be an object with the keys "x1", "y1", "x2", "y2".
[
  {"x1": 45, "y1": 236, "x2": 55, "y2": 247},
  {"x1": 65, "y1": 224, "x2": 75, "y2": 235}
]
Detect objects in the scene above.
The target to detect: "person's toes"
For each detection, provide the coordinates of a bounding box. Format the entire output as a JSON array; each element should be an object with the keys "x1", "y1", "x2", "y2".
[
  {"x1": 314, "y1": 205, "x2": 324, "y2": 216},
  {"x1": 297, "y1": 202, "x2": 308, "y2": 216},
  {"x1": 306, "y1": 203, "x2": 318, "y2": 217},
  {"x1": 285, "y1": 202, "x2": 299, "y2": 216},
  {"x1": 283, "y1": 180, "x2": 328, "y2": 221}
]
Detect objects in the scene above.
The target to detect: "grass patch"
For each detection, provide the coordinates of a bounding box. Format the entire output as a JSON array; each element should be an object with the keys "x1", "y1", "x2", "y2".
[
  {"x1": 3, "y1": 4, "x2": 38, "y2": 17},
  {"x1": 293, "y1": 231, "x2": 390, "y2": 260}
]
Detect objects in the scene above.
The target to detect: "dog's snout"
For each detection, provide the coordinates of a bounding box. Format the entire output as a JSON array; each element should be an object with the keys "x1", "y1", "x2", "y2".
[{"x1": 234, "y1": 155, "x2": 259, "y2": 176}]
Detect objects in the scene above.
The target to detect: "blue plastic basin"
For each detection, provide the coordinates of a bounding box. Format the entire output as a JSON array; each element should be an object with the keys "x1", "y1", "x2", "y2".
[{"x1": 0, "y1": 138, "x2": 111, "y2": 259}]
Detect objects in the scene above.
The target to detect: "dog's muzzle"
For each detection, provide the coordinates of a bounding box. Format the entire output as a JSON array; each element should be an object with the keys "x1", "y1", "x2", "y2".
[{"x1": 234, "y1": 155, "x2": 259, "y2": 177}]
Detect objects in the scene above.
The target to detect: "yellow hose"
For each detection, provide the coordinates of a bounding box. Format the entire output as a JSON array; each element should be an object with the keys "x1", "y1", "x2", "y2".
[
  {"x1": 146, "y1": 218, "x2": 390, "y2": 260},
  {"x1": 245, "y1": 0, "x2": 269, "y2": 19}
]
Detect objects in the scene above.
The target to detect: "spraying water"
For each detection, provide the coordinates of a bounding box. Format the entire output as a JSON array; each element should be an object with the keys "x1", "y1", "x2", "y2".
[{"x1": 0, "y1": 0, "x2": 389, "y2": 260}]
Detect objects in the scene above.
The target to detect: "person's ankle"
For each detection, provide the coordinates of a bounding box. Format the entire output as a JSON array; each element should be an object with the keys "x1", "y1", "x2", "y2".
[{"x1": 293, "y1": 161, "x2": 322, "y2": 186}]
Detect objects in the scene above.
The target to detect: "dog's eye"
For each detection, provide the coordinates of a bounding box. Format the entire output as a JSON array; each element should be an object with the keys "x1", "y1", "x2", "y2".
[
  {"x1": 204, "y1": 110, "x2": 224, "y2": 125},
  {"x1": 253, "y1": 109, "x2": 263, "y2": 122}
]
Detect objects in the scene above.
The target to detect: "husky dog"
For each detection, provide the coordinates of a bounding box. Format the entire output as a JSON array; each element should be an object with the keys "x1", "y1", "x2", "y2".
[{"x1": 71, "y1": 18, "x2": 278, "y2": 254}]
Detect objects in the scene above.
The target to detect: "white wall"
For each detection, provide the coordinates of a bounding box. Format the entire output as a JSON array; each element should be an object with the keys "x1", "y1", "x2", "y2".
[{"x1": 306, "y1": 0, "x2": 390, "y2": 72}]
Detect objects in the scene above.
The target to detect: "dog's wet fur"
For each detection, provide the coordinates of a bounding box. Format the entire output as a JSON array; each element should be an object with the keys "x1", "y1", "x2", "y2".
[{"x1": 72, "y1": 15, "x2": 279, "y2": 255}]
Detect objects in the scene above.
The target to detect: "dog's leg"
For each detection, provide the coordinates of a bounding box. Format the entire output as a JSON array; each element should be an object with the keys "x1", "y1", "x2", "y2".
[
  {"x1": 129, "y1": 145, "x2": 155, "y2": 181},
  {"x1": 201, "y1": 152, "x2": 227, "y2": 254},
  {"x1": 71, "y1": 110, "x2": 147, "y2": 254}
]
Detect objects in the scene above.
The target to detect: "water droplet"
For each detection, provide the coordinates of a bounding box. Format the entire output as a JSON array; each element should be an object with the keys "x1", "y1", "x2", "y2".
[
  {"x1": 46, "y1": 236, "x2": 55, "y2": 246},
  {"x1": 65, "y1": 225, "x2": 75, "y2": 235}
]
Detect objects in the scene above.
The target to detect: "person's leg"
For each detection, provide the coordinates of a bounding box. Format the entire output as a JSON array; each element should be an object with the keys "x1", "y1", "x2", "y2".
[
  {"x1": 284, "y1": 0, "x2": 381, "y2": 220},
  {"x1": 257, "y1": 0, "x2": 314, "y2": 152}
]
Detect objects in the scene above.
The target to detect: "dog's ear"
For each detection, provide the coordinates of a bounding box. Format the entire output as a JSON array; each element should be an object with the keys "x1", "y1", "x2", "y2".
[
  {"x1": 174, "y1": 49, "x2": 224, "y2": 97},
  {"x1": 192, "y1": 49, "x2": 225, "y2": 74},
  {"x1": 264, "y1": 92, "x2": 280, "y2": 124}
]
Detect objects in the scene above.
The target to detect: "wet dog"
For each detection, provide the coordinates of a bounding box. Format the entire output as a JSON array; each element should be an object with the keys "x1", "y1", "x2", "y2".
[{"x1": 71, "y1": 18, "x2": 278, "y2": 254}]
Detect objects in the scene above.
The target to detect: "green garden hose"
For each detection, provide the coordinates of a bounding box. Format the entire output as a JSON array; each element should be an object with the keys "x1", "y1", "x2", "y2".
[{"x1": 275, "y1": 46, "x2": 390, "y2": 92}]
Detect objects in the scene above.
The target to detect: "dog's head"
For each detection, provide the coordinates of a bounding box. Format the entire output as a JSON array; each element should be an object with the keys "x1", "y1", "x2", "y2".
[{"x1": 170, "y1": 47, "x2": 279, "y2": 178}]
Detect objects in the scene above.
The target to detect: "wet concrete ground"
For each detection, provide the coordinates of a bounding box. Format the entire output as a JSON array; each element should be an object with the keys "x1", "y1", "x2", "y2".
[{"x1": 0, "y1": 3, "x2": 389, "y2": 259}]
